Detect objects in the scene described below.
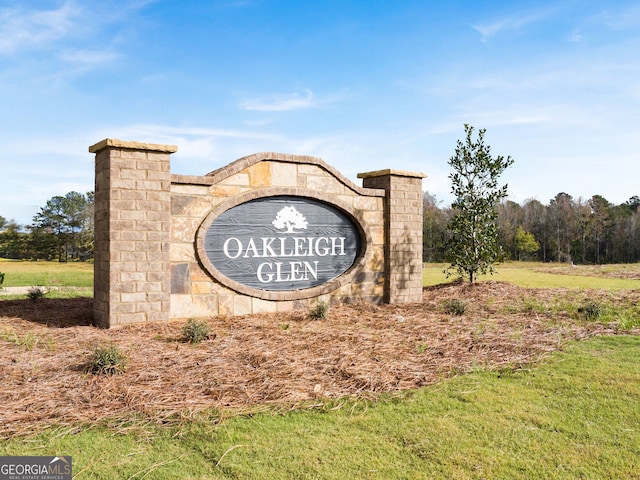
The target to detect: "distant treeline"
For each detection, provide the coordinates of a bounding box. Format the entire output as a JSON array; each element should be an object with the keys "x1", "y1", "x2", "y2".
[
  {"x1": 0, "y1": 191, "x2": 94, "y2": 262},
  {"x1": 2, "y1": 190, "x2": 639, "y2": 265},
  {"x1": 424, "y1": 192, "x2": 640, "y2": 264}
]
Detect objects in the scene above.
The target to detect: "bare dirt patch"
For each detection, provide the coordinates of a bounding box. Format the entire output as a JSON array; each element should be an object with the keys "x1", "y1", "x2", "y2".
[{"x1": 1, "y1": 282, "x2": 638, "y2": 438}]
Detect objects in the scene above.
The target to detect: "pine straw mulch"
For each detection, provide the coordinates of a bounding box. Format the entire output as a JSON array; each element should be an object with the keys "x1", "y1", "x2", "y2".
[{"x1": 1, "y1": 281, "x2": 638, "y2": 438}]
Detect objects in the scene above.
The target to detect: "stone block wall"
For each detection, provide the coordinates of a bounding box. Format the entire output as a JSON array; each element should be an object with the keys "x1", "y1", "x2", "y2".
[
  {"x1": 90, "y1": 139, "x2": 425, "y2": 327},
  {"x1": 170, "y1": 152, "x2": 387, "y2": 318},
  {"x1": 359, "y1": 170, "x2": 425, "y2": 303},
  {"x1": 91, "y1": 139, "x2": 176, "y2": 328}
]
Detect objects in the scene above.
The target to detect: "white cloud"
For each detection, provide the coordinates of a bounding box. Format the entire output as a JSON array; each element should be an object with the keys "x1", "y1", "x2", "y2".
[
  {"x1": 601, "y1": 4, "x2": 640, "y2": 30},
  {"x1": 564, "y1": 4, "x2": 640, "y2": 44},
  {"x1": 60, "y1": 49, "x2": 121, "y2": 66},
  {"x1": 0, "y1": 1, "x2": 153, "y2": 77},
  {"x1": 104, "y1": 123, "x2": 281, "y2": 143},
  {"x1": 472, "y1": 7, "x2": 555, "y2": 42},
  {"x1": 88, "y1": 124, "x2": 288, "y2": 174},
  {"x1": 239, "y1": 90, "x2": 318, "y2": 111},
  {"x1": 0, "y1": 2, "x2": 80, "y2": 55}
]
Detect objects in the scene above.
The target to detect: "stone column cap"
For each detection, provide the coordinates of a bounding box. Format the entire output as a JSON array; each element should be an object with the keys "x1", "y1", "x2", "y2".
[
  {"x1": 357, "y1": 169, "x2": 426, "y2": 179},
  {"x1": 89, "y1": 138, "x2": 178, "y2": 154}
]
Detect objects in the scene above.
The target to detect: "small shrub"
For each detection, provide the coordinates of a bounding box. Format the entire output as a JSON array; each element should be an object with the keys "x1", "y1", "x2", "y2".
[
  {"x1": 88, "y1": 345, "x2": 127, "y2": 375},
  {"x1": 578, "y1": 301, "x2": 602, "y2": 321},
  {"x1": 27, "y1": 286, "x2": 46, "y2": 302},
  {"x1": 0, "y1": 272, "x2": 4, "y2": 288},
  {"x1": 618, "y1": 311, "x2": 640, "y2": 330},
  {"x1": 442, "y1": 298, "x2": 466, "y2": 316},
  {"x1": 521, "y1": 297, "x2": 546, "y2": 315},
  {"x1": 309, "y1": 301, "x2": 329, "y2": 320},
  {"x1": 182, "y1": 318, "x2": 211, "y2": 344}
]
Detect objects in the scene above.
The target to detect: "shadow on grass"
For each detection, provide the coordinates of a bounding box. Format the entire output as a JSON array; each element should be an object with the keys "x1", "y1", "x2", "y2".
[
  {"x1": 422, "y1": 277, "x2": 465, "y2": 293},
  {"x1": 0, "y1": 297, "x2": 93, "y2": 328}
]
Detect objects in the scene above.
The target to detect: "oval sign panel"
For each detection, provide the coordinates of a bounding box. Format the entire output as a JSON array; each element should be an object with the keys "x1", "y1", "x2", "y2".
[{"x1": 203, "y1": 196, "x2": 361, "y2": 291}]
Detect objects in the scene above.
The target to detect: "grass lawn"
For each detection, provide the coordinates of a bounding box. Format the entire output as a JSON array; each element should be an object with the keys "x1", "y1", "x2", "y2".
[
  {"x1": 424, "y1": 261, "x2": 640, "y2": 290},
  {"x1": 1, "y1": 259, "x2": 638, "y2": 291},
  {"x1": 0, "y1": 259, "x2": 93, "y2": 288},
  {"x1": 1, "y1": 335, "x2": 638, "y2": 479}
]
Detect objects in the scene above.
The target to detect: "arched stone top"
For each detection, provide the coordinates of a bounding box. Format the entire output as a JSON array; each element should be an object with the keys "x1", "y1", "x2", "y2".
[{"x1": 171, "y1": 152, "x2": 385, "y2": 197}]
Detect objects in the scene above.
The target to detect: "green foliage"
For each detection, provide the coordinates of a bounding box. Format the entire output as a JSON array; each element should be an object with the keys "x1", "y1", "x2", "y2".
[
  {"x1": 577, "y1": 301, "x2": 603, "y2": 320},
  {"x1": 442, "y1": 298, "x2": 466, "y2": 316},
  {"x1": 0, "y1": 271, "x2": 4, "y2": 288},
  {"x1": 422, "y1": 192, "x2": 451, "y2": 263},
  {"x1": 181, "y1": 318, "x2": 211, "y2": 344},
  {"x1": 514, "y1": 226, "x2": 540, "y2": 260},
  {"x1": 26, "y1": 286, "x2": 46, "y2": 302},
  {"x1": 87, "y1": 345, "x2": 128, "y2": 375},
  {"x1": 1, "y1": 192, "x2": 93, "y2": 261},
  {"x1": 618, "y1": 311, "x2": 640, "y2": 330},
  {"x1": 309, "y1": 301, "x2": 329, "y2": 320},
  {"x1": 520, "y1": 297, "x2": 548, "y2": 315},
  {"x1": 0, "y1": 328, "x2": 54, "y2": 351},
  {"x1": 424, "y1": 189, "x2": 640, "y2": 265},
  {"x1": 445, "y1": 124, "x2": 514, "y2": 283}
]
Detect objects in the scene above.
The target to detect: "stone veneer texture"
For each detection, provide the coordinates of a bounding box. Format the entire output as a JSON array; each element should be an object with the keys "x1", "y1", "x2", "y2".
[{"x1": 91, "y1": 140, "x2": 425, "y2": 327}]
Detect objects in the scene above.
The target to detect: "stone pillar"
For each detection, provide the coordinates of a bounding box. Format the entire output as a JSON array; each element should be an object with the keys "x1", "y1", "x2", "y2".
[
  {"x1": 358, "y1": 169, "x2": 425, "y2": 304},
  {"x1": 90, "y1": 139, "x2": 177, "y2": 328}
]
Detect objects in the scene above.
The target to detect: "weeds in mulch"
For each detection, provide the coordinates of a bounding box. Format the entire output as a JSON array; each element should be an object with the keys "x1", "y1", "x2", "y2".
[
  {"x1": 0, "y1": 328, "x2": 53, "y2": 351},
  {"x1": 181, "y1": 318, "x2": 212, "y2": 344},
  {"x1": 88, "y1": 345, "x2": 128, "y2": 375},
  {"x1": 520, "y1": 297, "x2": 547, "y2": 315},
  {"x1": 442, "y1": 298, "x2": 466, "y2": 316},
  {"x1": 309, "y1": 301, "x2": 329, "y2": 320},
  {"x1": 578, "y1": 301, "x2": 603, "y2": 321}
]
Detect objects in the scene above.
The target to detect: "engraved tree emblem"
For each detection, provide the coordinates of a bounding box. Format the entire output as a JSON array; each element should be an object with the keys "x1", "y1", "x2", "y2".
[{"x1": 272, "y1": 206, "x2": 308, "y2": 233}]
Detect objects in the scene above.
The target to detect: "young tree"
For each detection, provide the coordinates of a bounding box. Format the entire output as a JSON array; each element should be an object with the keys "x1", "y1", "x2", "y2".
[
  {"x1": 514, "y1": 226, "x2": 540, "y2": 260},
  {"x1": 445, "y1": 124, "x2": 514, "y2": 283}
]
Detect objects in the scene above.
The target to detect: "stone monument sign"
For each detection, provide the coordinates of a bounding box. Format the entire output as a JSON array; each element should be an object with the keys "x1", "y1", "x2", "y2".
[{"x1": 89, "y1": 139, "x2": 425, "y2": 328}]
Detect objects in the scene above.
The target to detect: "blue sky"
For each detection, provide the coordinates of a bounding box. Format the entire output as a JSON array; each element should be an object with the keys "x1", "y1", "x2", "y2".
[{"x1": 1, "y1": 0, "x2": 639, "y2": 225}]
